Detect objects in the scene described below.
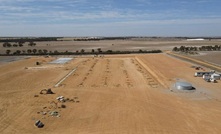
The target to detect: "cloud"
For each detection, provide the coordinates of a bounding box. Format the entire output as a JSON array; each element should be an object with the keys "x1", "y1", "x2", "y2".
[
  {"x1": 0, "y1": 0, "x2": 221, "y2": 36},
  {"x1": 1, "y1": 0, "x2": 220, "y2": 21}
]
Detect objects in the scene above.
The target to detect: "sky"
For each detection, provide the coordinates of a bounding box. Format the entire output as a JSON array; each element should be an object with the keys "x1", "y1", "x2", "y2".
[{"x1": 0, "y1": 0, "x2": 221, "y2": 37}]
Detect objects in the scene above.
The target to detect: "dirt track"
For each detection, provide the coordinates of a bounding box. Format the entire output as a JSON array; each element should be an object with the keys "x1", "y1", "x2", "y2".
[
  {"x1": 167, "y1": 51, "x2": 221, "y2": 72},
  {"x1": 0, "y1": 54, "x2": 221, "y2": 134}
]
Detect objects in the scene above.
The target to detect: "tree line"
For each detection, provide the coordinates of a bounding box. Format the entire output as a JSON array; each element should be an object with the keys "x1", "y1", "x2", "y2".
[
  {"x1": 0, "y1": 37, "x2": 58, "y2": 43},
  {"x1": 172, "y1": 45, "x2": 221, "y2": 52},
  {"x1": 3, "y1": 48, "x2": 162, "y2": 56},
  {"x1": 2, "y1": 41, "x2": 36, "y2": 47}
]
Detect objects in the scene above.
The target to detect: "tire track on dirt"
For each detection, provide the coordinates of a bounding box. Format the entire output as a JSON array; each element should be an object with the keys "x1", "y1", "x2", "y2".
[
  {"x1": 135, "y1": 57, "x2": 166, "y2": 88},
  {"x1": 167, "y1": 52, "x2": 221, "y2": 72}
]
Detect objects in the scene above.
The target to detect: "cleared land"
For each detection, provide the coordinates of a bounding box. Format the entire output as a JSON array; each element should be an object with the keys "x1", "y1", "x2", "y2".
[
  {"x1": 0, "y1": 53, "x2": 221, "y2": 134},
  {"x1": 188, "y1": 51, "x2": 221, "y2": 66},
  {"x1": 1, "y1": 39, "x2": 221, "y2": 53},
  {"x1": 167, "y1": 52, "x2": 221, "y2": 72}
]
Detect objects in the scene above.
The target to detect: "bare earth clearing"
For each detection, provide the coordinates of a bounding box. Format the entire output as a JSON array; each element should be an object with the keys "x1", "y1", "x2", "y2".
[
  {"x1": 188, "y1": 51, "x2": 221, "y2": 66},
  {"x1": 0, "y1": 53, "x2": 221, "y2": 134}
]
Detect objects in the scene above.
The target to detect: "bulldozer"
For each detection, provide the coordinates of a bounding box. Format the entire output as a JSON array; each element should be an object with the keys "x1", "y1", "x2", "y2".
[{"x1": 40, "y1": 88, "x2": 54, "y2": 95}]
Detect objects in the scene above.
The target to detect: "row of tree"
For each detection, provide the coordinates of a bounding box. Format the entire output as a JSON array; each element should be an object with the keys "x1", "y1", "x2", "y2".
[
  {"x1": 173, "y1": 45, "x2": 221, "y2": 52},
  {"x1": 6, "y1": 49, "x2": 48, "y2": 55},
  {"x1": 4, "y1": 48, "x2": 162, "y2": 55},
  {"x1": 0, "y1": 37, "x2": 58, "y2": 42},
  {"x1": 2, "y1": 41, "x2": 36, "y2": 47}
]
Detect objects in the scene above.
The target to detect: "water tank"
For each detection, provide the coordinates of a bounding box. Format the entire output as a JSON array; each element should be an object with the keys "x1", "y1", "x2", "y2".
[{"x1": 175, "y1": 82, "x2": 193, "y2": 90}]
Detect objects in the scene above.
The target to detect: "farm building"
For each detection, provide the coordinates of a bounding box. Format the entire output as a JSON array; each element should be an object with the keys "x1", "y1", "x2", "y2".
[
  {"x1": 201, "y1": 73, "x2": 220, "y2": 83},
  {"x1": 195, "y1": 72, "x2": 214, "y2": 77},
  {"x1": 211, "y1": 73, "x2": 221, "y2": 80},
  {"x1": 187, "y1": 38, "x2": 205, "y2": 41}
]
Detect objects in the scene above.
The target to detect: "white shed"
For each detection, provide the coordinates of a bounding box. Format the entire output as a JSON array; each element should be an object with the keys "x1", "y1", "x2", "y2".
[
  {"x1": 211, "y1": 73, "x2": 220, "y2": 80},
  {"x1": 195, "y1": 72, "x2": 213, "y2": 77}
]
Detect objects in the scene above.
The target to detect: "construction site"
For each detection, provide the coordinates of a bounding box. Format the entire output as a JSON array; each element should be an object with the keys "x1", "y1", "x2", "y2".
[{"x1": 0, "y1": 52, "x2": 221, "y2": 134}]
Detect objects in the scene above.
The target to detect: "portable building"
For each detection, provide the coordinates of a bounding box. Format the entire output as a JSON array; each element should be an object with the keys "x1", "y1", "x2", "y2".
[
  {"x1": 211, "y1": 73, "x2": 220, "y2": 80},
  {"x1": 195, "y1": 72, "x2": 213, "y2": 77},
  {"x1": 203, "y1": 74, "x2": 211, "y2": 80}
]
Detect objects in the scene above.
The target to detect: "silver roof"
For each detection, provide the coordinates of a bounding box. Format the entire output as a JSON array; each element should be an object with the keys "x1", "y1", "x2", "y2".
[{"x1": 175, "y1": 82, "x2": 193, "y2": 90}]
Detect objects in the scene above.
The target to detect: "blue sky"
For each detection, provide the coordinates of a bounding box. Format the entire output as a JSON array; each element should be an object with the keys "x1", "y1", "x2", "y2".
[{"x1": 0, "y1": 0, "x2": 221, "y2": 37}]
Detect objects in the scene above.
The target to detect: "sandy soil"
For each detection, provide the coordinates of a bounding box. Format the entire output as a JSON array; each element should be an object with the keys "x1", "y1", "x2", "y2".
[{"x1": 0, "y1": 54, "x2": 221, "y2": 134}]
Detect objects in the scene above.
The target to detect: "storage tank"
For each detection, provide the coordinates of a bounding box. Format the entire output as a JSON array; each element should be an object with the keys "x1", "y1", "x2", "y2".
[{"x1": 175, "y1": 82, "x2": 193, "y2": 90}]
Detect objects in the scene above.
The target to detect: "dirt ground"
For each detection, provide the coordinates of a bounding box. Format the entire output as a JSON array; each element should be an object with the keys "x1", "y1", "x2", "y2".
[
  {"x1": 188, "y1": 51, "x2": 221, "y2": 66},
  {"x1": 0, "y1": 54, "x2": 221, "y2": 134}
]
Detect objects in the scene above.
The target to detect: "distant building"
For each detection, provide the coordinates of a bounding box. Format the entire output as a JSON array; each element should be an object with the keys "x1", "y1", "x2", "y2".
[{"x1": 187, "y1": 38, "x2": 205, "y2": 41}]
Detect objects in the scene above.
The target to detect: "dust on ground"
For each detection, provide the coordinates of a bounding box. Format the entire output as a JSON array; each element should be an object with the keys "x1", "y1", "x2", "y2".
[{"x1": 0, "y1": 54, "x2": 221, "y2": 134}]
